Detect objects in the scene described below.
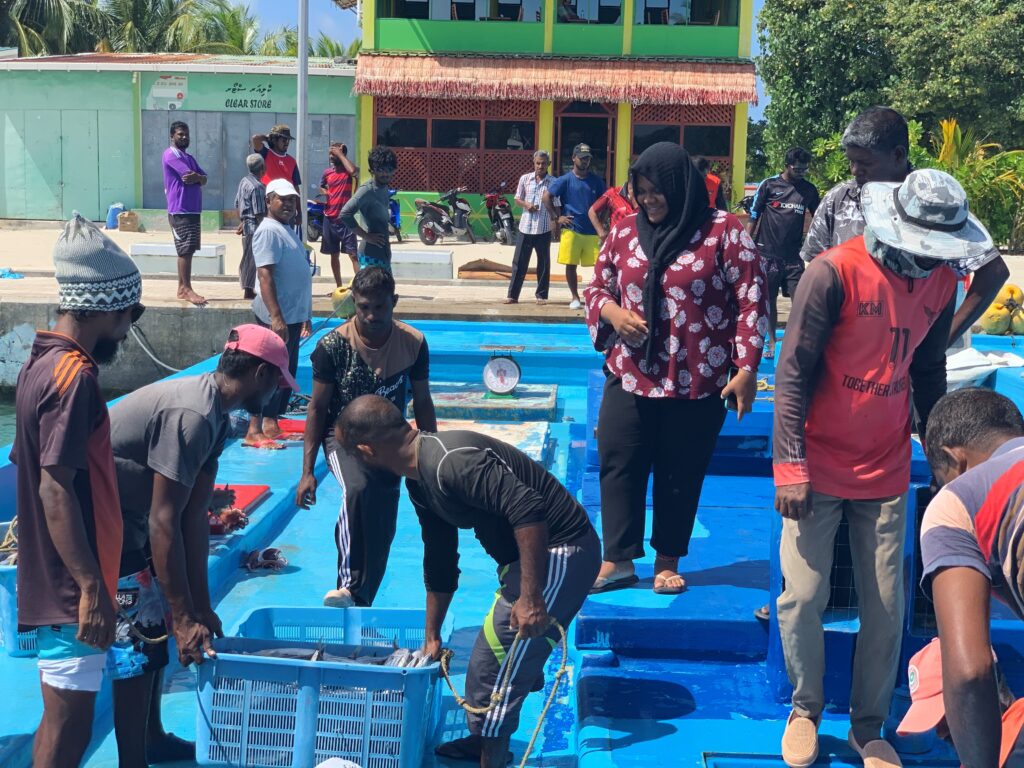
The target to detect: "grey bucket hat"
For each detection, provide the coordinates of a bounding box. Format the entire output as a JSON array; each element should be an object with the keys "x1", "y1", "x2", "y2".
[{"x1": 861, "y1": 169, "x2": 994, "y2": 261}]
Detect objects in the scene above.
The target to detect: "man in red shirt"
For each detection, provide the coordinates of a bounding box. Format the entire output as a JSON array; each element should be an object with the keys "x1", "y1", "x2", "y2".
[
  {"x1": 319, "y1": 142, "x2": 359, "y2": 287},
  {"x1": 252, "y1": 124, "x2": 302, "y2": 189},
  {"x1": 588, "y1": 181, "x2": 637, "y2": 242},
  {"x1": 773, "y1": 170, "x2": 995, "y2": 768},
  {"x1": 695, "y1": 155, "x2": 729, "y2": 210},
  {"x1": 11, "y1": 215, "x2": 142, "y2": 767}
]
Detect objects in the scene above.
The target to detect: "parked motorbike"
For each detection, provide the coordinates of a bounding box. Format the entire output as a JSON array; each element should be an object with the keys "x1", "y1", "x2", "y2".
[
  {"x1": 414, "y1": 187, "x2": 476, "y2": 245},
  {"x1": 388, "y1": 188, "x2": 403, "y2": 242},
  {"x1": 306, "y1": 195, "x2": 326, "y2": 242},
  {"x1": 485, "y1": 182, "x2": 517, "y2": 246}
]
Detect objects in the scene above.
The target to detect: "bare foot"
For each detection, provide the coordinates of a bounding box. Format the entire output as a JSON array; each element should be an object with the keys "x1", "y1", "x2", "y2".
[
  {"x1": 503, "y1": 297, "x2": 518, "y2": 304},
  {"x1": 178, "y1": 287, "x2": 207, "y2": 306},
  {"x1": 591, "y1": 560, "x2": 638, "y2": 593},
  {"x1": 262, "y1": 418, "x2": 283, "y2": 440}
]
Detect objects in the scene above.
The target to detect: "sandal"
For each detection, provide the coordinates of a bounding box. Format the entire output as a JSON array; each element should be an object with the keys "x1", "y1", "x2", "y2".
[
  {"x1": 653, "y1": 571, "x2": 686, "y2": 595},
  {"x1": 241, "y1": 438, "x2": 285, "y2": 450},
  {"x1": 590, "y1": 572, "x2": 639, "y2": 594},
  {"x1": 244, "y1": 547, "x2": 289, "y2": 571}
]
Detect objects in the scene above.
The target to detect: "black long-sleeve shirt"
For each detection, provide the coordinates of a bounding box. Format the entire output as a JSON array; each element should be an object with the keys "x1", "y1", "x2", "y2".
[{"x1": 408, "y1": 430, "x2": 594, "y2": 593}]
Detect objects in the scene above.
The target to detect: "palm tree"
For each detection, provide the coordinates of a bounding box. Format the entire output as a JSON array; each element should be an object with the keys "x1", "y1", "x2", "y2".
[
  {"x1": 5, "y1": 0, "x2": 109, "y2": 55},
  {"x1": 256, "y1": 24, "x2": 297, "y2": 56},
  {"x1": 312, "y1": 31, "x2": 344, "y2": 58},
  {"x1": 97, "y1": 0, "x2": 219, "y2": 53},
  {"x1": 196, "y1": 0, "x2": 260, "y2": 55}
]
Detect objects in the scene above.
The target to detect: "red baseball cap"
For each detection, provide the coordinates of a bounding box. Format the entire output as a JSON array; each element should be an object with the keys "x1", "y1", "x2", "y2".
[
  {"x1": 897, "y1": 638, "x2": 946, "y2": 735},
  {"x1": 223, "y1": 324, "x2": 299, "y2": 391}
]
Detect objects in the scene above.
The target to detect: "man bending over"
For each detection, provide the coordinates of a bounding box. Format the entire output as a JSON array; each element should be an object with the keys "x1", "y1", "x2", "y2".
[{"x1": 336, "y1": 395, "x2": 601, "y2": 768}]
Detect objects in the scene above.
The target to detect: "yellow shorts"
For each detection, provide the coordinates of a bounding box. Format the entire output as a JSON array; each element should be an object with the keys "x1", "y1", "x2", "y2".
[{"x1": 557, "y1": 230, "x2": 599, "y2": 267}]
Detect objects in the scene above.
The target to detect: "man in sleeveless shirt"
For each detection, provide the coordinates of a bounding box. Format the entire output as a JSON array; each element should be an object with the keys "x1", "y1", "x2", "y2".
[{"x1": 773, "y1": 170, "x2": 996, "y2": 768}]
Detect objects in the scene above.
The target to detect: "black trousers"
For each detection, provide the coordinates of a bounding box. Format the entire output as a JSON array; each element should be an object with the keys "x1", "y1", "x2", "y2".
[
  {"x1": 324, "y1": 435, "x2": 401, "y2": 606},
  {"x1": 507, "y1": 231, "x2": 551, "y2": 300},
  {"x1": 255, "y1": 318, "x2": 302, "y2": 418},
  {"x1": 597, "y1": 374, "x2": 726, "y2": 562}
]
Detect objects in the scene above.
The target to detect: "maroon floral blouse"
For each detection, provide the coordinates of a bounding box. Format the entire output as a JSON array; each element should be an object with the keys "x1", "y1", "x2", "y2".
[{"x1": 584, "y1": 210, "x2": 769, "y2": 399}]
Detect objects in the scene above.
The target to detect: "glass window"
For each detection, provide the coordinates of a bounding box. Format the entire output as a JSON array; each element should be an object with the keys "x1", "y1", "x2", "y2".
[
  {"x1": 377, "y1": 118, "x2": 427, "y2": 148},
  {"x1": 451, "y1": 0, "x2": 475, "y2": 19},
  {"x1": 432, "y1": 119, "x2": 481, "y2": 149},
  {"x1": 683, "y1": 125, "x2": 731, "y2": 157},
  {"x1": 632, "y1": 124, "x2": 681, "y2": 156},
  {"x1": 484, "y1": 121, "x2": 536, "y2": 150},
  {"x1": 398, "y1": 0, "x2": 430, "y2": 18}
]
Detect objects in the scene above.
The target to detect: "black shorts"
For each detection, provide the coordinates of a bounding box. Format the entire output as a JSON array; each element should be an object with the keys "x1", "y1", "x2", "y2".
[
  {"x1": 321, "y1": 216, "x2": 358, "y2": 255},
  {"x1": 168, "y1": 213, "x2": 202, "y2": 257},
  {"x1": 767, "y1": 256, "x2": 805, "y2": 301}
]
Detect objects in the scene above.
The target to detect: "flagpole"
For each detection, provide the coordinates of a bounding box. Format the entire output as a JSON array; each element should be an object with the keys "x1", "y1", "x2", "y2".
[{"x1": 297, "y1": 0, "x2": 309, "y2": 241}]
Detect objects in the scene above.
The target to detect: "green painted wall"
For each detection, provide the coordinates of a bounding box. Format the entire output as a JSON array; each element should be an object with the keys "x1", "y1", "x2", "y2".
[
  {"x1": 375, "y1": 18, "x2": 546, "y2": 53},
  {"x1": 630, "y1": 25, "x2": 738, "y2": 57},
  {"x1": 1, "y1": 71, "x2": 137, "y2": 220},
  {"x1": 551, "y1": 24, "x2": 624, "y2": 55}
]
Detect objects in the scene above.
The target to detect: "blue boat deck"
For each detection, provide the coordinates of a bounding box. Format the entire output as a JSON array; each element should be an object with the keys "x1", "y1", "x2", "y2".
[{"x1": 1, "y1": 321, "x2": 1024, "y2": 767}]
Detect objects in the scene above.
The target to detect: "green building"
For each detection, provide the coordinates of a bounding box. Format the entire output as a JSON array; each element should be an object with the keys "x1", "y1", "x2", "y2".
[
  {"x1": 0, "y1": 54, "x2": 357, "y2": 224},
  {"x1": 346, "y1": 0, "x2": 756, "y2": 198}
]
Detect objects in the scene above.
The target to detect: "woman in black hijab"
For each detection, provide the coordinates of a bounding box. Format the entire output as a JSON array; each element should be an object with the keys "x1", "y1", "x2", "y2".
[{"x1": 585, "y1": 143, "x2": 768, "y2": 595}]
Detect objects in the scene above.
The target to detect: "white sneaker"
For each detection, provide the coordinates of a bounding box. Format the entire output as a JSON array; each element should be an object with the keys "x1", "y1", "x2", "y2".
[
  {"x1": 323, "y1": 588, "x2": 355, "y2": 608},
  {"x1": 569, "y1": 299, "x2": 583, "y2": 310}
]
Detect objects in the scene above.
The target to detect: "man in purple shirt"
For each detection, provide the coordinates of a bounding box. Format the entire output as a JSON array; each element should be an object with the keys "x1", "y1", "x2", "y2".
[{"x1": 162, "y1": 122, "x2": 208, "y2": 306}]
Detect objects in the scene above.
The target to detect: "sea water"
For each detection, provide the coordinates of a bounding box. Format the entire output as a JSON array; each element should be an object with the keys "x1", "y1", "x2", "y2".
[{"x1": 0, "y1": 396, "x2": 14, "y2": 448}]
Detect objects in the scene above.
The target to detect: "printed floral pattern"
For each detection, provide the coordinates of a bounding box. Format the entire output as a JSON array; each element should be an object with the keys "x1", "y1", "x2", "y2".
[{"x1": 584, "y1": 210, "x2": 769, "y2": 399}]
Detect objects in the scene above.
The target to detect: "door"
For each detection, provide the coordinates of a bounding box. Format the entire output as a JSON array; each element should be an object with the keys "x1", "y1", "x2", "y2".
[
  {"x1": 24, "y1": 111, "x2": 63, "y2": 220},
  {"x1": 555, "y1": 102, "x2": 615, "y2": 186},
  {"x1": 61, "y1": 111, "x2": 100, "y2": 220}
]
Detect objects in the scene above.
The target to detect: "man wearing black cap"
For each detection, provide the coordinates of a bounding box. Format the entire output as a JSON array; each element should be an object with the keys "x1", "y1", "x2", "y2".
[
  {"x1": 252, "y1": 125, "x2": 302, "y2": 191},
  {"x1": 543, "y1": 144, "x2": 606, "y2": 309}
]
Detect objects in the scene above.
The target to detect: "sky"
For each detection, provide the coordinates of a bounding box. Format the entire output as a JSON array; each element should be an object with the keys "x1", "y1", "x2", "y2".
[{"x1": 247, "y1": 0, "x2": 767, "y2": 117}]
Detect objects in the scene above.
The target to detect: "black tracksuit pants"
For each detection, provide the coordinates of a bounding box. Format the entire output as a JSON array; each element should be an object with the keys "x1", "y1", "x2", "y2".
[
  {"x1": 597, "y1": 373, "x2": 726, "y2": 562},
  {"x1": 324, "y1": 435, "x2": 401, "y2": 606}
]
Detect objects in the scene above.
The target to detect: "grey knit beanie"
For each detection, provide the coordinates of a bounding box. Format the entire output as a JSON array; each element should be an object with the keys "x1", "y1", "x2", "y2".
[{"x1": 53, "y1": 214, "x2": 142, "y2": 312}]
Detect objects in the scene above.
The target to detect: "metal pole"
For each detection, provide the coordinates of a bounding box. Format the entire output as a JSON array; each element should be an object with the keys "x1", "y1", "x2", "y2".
[{"x1": 297, "y1": 0, "x2": 309, "y2": 243}]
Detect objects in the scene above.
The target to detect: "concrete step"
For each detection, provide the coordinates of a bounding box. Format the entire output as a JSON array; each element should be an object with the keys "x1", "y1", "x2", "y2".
[{"x1": 128, "y1": 242, "x2": 226, "y2": 275}]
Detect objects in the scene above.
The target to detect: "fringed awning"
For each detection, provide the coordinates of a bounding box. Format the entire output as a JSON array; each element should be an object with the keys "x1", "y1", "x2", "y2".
[{"x1": 355, "y1": 52, "x2": 757, "y2": 106}]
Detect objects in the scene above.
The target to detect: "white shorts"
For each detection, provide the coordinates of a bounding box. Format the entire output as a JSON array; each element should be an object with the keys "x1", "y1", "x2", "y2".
[{"x1": 38, "y1": 654, "x2": 106, "y2": 692}]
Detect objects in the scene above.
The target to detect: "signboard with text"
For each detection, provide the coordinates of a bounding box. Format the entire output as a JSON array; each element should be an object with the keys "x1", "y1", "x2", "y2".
[{"x1": 140, "y1": 72, "x2": 356, "y2": 114}]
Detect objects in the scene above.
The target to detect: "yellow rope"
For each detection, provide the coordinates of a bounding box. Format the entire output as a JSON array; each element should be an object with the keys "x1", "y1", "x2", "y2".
[
  {"x1": 0, "y1": 517, "x2": 17, "y2": 556},
  {"x1": 757, "y1": 378, "x2": 775, "y2": 392},
  {"x1": 439, "y1": 618, "x2": 568, "y2": 768}
]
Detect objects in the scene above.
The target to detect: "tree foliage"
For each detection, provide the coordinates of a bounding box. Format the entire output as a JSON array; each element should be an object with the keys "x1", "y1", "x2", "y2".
[
  {"x1": 1, "y1": 0, "x2": 361, "y2": 58},
  {"x1": 757, "y1": 0, "x2": 1024, "y2": 160},
  {"x1": 745, "y1": 118, "x2": 771, "y2": 183},
  {"x1": 882, "y1": 0, "x2": 1024, "y2": 149},
  {"x1": 756, "y1": 0, "x2": 891, "y2": 164}
]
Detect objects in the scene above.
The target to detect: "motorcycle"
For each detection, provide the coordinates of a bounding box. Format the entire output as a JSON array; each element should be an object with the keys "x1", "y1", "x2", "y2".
[
  {"x1": 306, "y1": 195, "x2": 326, "y2": 242},
  {"x1": 388, "y1": 188, "x2": 403, "y2": 242},
  {"x1": 485, "y1": 181, "x2": 517, "y2": 246},
  {"x1": 414, "y1": 186, "x2": 476, "y2": 246}
]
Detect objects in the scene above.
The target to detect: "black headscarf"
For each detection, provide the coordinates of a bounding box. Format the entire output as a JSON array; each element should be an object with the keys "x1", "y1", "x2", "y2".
[{"x1": 630, "y1": 143, "x2": 713, "y2": 367}]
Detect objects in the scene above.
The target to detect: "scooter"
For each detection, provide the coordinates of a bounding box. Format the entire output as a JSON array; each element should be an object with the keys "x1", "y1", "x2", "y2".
[
  {"x1": 306, "y1": 195, "x2": 326, "y2": 242},
  {"x1": 388, "y1": 188, "x2": 403, "y2": 242},
  {"x1": 414, "y1": 186, "x2": 476, "y2": 245},
  {"x1": 485, "y1": 182, "x2": 517, "y2": 246}
]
